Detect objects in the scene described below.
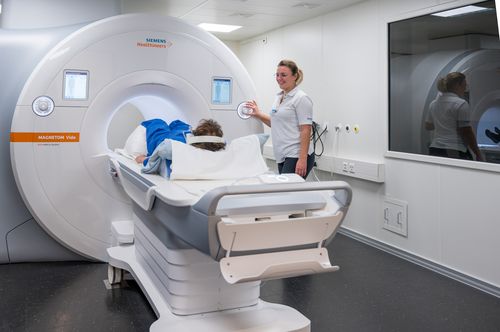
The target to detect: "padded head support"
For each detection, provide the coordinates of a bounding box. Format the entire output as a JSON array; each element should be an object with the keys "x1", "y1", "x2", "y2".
[{"x1": 185, "y1": 134, "x2": 225, "y2": 145}]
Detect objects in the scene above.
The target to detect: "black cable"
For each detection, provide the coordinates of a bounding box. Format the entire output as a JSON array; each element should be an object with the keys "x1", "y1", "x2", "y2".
[{"x1": 311, "y1": 121, "x2": 327, "y2": 158}]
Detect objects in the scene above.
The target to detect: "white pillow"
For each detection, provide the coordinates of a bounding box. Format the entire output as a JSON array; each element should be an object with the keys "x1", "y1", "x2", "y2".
[
  {"x1": 123, "y1": 125, "x2": 147, "y2": 158},
  {"x1": 170, "y1": 135, "x2": 268, "y2": 180}
]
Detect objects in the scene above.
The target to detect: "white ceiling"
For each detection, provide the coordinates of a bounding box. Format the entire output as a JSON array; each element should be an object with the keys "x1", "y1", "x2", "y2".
[{"x1": 121, "y1": 0, "x2": 366, "y2": 41}]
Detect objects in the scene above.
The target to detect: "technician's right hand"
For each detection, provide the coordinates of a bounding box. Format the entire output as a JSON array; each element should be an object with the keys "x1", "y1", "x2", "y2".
[
  {"x1": 245, "y1": 100, "x2": 271, "y2": 127},
  {"x1": 245, "y1": 100, "x2": 260, "y2": 116}
]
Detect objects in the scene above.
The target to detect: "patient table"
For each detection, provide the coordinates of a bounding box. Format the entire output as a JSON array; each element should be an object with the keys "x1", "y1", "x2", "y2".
[{"x1": 107, "y1": 153, "x2": 352, "y2": 331}]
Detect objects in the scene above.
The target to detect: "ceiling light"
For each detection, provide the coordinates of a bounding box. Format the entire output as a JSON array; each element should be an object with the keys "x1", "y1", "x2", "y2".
[
  {"x1": 432, "y1": 5, "x2": 490, "y2": 17},
  {"x1": 198, "y1": 23, "x2": 242, "y2": 33}
]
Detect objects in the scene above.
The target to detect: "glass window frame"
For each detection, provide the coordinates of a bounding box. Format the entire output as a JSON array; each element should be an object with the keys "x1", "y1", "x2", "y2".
[{"x1": 386, "y1": 0, "x2": 500, "y2": 173}]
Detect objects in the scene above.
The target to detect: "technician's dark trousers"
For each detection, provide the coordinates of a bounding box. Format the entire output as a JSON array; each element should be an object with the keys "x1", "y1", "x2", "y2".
[
  {"x1": 429, "y1": 147, "x2": 472, "y2": 160},
  {"x1": 277, "y1": 153, "x2": 315, "y2": 179}
]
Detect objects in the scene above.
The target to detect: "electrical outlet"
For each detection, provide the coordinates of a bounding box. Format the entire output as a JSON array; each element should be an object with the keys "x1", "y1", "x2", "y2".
[
  {"x1": 383, "y1": 197, "x2": 408, "y2": 237},
  {"x1": 332, "y1": 157, "x2": 385, "y2": 182},
  {"x1": 348, "y1": 162, "x2": 355, "y2": 173}
]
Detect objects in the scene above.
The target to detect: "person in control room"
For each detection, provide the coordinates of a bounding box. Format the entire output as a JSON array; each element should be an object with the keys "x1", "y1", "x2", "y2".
[
  {"x1": 425, "y1": 72, "x2": 483, "y2": 161},
  {"x1": 245, "y1": 59, "x2": 315, "y2": 179}
]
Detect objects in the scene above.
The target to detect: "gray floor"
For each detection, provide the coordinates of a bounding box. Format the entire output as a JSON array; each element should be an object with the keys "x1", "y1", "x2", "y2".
[{"x1": 1, "y1": 234, "x2": 500, "y2": 332}]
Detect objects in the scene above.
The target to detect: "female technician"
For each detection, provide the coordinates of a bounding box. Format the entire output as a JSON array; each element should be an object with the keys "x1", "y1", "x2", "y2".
[{"x1": 246, "y1": 59, "x2": 314, "y2": 178}]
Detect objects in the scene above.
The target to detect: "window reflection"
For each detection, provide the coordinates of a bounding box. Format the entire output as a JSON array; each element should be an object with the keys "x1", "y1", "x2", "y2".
[
  {"x1": 424, "y1": 72, "x2": 483, "y2": 161},
  {"x1": 389, "y1": 0, "x2": 500, "y2": 164}
]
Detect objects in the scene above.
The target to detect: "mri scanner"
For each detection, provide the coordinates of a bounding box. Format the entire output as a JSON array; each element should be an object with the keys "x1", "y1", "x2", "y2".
[{"x1": 9, "y1": 14, "x2": 352, "y2": 331}]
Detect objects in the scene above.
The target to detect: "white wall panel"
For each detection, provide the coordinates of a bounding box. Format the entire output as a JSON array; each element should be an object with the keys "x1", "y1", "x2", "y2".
[
  {"x1": 383, "y1": 158, "x2": 442, "y2": 260},
  {"x1": 322, "y1": 2, "x2": 385, "y2": 161},
  {"x1": 1, "y1": 0, "x2": 121, "y2": 29},
  {"x1": 439, "y1": 166, "x2": 500, "y2": 284},
  {"x1": 339, "y1": 176, "x2": 386, "y2": 234}
]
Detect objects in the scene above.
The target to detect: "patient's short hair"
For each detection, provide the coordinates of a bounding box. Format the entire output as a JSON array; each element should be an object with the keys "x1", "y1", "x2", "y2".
[{"x1": 191, "y1": 119, "x2": 226, "y2": 151}]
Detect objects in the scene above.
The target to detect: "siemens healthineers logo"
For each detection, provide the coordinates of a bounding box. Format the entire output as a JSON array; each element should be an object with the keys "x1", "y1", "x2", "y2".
[{"x1": 137, "y1": 38, "x2": 173, "y2": 49}]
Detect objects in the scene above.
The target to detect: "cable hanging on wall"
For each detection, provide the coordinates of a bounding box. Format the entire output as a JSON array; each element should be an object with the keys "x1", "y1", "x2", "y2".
[{"x1": 311, "y1": 121, "x2": 327, "y2": 157}]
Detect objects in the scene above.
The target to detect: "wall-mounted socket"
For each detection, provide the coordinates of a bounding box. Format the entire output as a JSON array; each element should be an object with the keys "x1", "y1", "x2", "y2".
[
  {"x1": 345, "y1": 124, "x2": 351, "y2": 133},
  {"x1": 335, "y1": 123, "x2": 342, "y2": 132},
  {"x1": 330, "y1": 157, "x2": 385, "y2": 182},
  {"x1": 341, "y1": 161, "x2": 355, "y2": 174},
  {"x1": 348, "y1": 162, "x2": 355, "y2": 173},
  {"x1": 383, "y1": 197, "x2": 408, "y2": 237}
]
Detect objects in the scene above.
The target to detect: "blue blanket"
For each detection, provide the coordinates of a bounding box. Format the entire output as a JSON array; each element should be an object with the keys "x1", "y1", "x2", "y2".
[
  {"x1": 143, "y1": 119, "x2": 190, "y2": 156},
  {"x1": 141, "y1": 119, "x2": 190, "y2": 174}
]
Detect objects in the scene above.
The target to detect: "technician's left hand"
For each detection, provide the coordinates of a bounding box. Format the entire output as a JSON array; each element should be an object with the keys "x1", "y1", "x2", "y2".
[{"x1": 295, "y1": 158, "x2": 307, "y2": 177}]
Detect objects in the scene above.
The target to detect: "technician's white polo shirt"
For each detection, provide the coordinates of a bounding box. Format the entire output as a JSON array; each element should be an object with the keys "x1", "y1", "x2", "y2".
[{"x1": 270, "y1": 86, "x2": 313, "y2": 163}]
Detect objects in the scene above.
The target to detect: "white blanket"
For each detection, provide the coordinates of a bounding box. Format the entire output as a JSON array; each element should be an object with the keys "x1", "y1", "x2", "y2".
[
  {"x1": 170, "y1": 135, "x2": 268, "y2": 180},
  {"x1": 123, "y1": 125, "x2": 147, "y2": 158}
]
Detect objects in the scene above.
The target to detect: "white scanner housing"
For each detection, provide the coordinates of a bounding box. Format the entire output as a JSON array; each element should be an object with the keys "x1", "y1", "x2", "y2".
[{"x1": 10, "y1": 14, "x2": 261, "y2": 261}]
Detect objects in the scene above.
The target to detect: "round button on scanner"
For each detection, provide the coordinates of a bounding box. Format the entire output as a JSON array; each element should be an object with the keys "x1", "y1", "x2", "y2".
[
  {"x1": 39, "y1": 101, "x2": 48, "y2": 111},
  {"x1": 32, "y1": 96, "x2": 55, "y2": 117},
  {"x1": 236, "y1": 101, "x2": 252, "y2": 119}
]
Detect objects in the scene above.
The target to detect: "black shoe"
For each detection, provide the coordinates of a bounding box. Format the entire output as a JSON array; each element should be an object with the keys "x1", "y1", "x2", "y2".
[
  {"x1": 485, "y1": 129, "x2": 500, "y2": 144},
  {"x1": 495, "y1": 126, "x2": 500, "y2": 135}
]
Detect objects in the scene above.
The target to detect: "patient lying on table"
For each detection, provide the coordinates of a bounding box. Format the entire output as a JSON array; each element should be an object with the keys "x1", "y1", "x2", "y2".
[
  {"x1": 135, "y1": 118, "x2": 226, "y2": 175},
  {"x1": 123, "y1": 118, "x2": 269, "y2": 179}
]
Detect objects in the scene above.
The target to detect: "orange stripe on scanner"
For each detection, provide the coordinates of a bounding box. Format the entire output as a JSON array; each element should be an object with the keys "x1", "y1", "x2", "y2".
[{"x1": 10, "y1": 132, "x2": 80, "y2": 143}]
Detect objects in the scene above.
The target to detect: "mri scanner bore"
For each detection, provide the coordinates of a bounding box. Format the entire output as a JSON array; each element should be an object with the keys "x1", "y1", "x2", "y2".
[
  {"x1": 9, "y1": 13, "x2": 352, "y2": 331},
  {"x1": 389, "y1": 0, "x2": 500, "y2": 164}
]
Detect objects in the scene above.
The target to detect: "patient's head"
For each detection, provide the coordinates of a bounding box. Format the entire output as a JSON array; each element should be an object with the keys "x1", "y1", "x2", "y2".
[{"x1": 191, "y1": 119, "x2": 226, "y2": 151}]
